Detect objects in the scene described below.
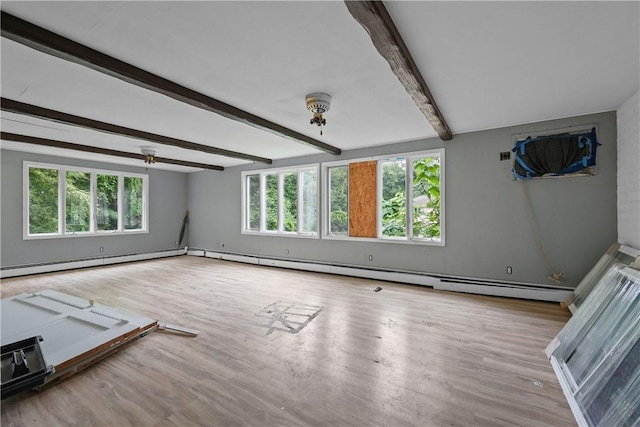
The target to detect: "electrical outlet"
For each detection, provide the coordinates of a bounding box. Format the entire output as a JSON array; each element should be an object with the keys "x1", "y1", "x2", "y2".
[
  {"x1": 369, "y1": 254, "x2": 373, "y2": 261},
  {"x1": 285, "y1": 249, "x2": 290, "y2": 254},
  {"x1": 506, "y1": 266, "x2": 513, "y2": 274},
  {"x1": 99, "y1": 247, "x2": 104, "y2": 252}
]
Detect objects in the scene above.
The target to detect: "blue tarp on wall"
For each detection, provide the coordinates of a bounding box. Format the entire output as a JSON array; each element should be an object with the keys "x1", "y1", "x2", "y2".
[{"x1": 512, "y1": 127, "x2": 599, "y2": 179}]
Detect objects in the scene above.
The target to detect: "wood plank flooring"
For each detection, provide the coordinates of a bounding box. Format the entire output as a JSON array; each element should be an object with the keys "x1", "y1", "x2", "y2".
[{"x1": 0, "y1": 256, "x2": 575, "y2": 426}]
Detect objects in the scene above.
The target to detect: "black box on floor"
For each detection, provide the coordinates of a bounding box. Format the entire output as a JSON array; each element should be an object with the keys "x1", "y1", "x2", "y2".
[{"x1": 1, "y1": 336, "x2": 54, "y2": 399}]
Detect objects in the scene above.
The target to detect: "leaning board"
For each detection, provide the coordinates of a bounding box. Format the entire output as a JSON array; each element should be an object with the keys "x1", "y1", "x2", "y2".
[{"x1": 1, "y1": 290, "x2": 157, "y2": 385}]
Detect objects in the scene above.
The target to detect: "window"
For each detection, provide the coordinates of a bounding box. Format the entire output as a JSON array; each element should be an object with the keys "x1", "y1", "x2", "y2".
[
  {"x1": 24, "y1": 162, "x2": 148, "y2": 239},
  {"x1": 28, "y1": 167, "x2": 59, "y2": 235},
  {"x1": 242, "y1": 165, "x2": 319, "y2": 237},
  {"x1": 96, "y1": 173, "x2": 118, "y2": 231},
  {"x1": 322, "y1": 148, "x2": 444, "y2": 245},
  {"x1": 65, "y1": 171, "x2": 91, "y2": 233},
  {"x1": 124, "y1": 176, "x2": 144, "y2": 230},
  {"x1": 328, "y1": 166, "x2": 348, "y2": 236}
]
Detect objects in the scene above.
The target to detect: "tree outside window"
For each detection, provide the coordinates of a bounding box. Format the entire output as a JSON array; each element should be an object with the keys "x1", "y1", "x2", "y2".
[
  {"x1": 25, "y1": 163, "x2": 148, "y2": 238},
  {"x1": 66, "y1": 171, "x2": 91, "y2": 233},
  {"x1": 97, "y1": 174, "x2": 119, "y2": 231},
  {"x1": 242, "y1": 166, "x2": 318, "y2": 236},
  {"x1": 29, "y1": 167, "x2": 59, "y2": 234}
]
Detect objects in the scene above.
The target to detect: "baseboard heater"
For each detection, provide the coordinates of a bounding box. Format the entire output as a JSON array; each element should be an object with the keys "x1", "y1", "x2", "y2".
[
  {"x1": 0, "y1": 248, "x2": 187, "y2": 279},
  {"x1": 188, "y1": 248, "x2": 573, "y2": 302}
]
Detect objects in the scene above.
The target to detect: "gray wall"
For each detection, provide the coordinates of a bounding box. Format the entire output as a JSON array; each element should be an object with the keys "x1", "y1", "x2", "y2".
[
  {"x1": 1, "y1": 150, "x2": 188, "y2": 268},
  {"x1": 188, "y1": 111, "x2": 618, "y2": 287},
  {"x1": 617, "y1": 90, "x2": 640, "y2": 249}
]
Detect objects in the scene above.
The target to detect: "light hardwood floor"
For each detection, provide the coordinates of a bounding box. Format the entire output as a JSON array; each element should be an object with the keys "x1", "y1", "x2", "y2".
[{"x1": 1, "y1": 256, "x2": 575, "y2": 426}]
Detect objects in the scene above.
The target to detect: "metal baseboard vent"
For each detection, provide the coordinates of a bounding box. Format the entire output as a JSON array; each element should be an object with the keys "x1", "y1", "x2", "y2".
[
  {"x1": 188, "y1": 248, "x2": 572, "y2": 302},
  {"x1": 1, "y1": 248, "x2": 187, "y2": 279}
]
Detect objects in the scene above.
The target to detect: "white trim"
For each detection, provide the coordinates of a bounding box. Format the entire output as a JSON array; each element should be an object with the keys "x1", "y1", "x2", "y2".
[
  {"x1": 433, "y1": 281, "x2": 571, "y2": 302},
  {"x1": 619, "y1": 244, "x2": 640, "y2": 257},
  {"x1": 0, "y1": 250, "x2": 182, "y2": 279},
  {"x1": 549, "y1": 357, "x2": 590, "y2": 427},
  {"x1": 188, "y1": 250, "x2": 567, "y2": 302}
]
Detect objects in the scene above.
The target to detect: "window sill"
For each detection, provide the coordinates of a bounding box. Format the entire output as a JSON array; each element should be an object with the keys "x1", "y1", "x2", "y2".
[{"x1": 23, "y1": 230, "x2": 149, "y2": 240}]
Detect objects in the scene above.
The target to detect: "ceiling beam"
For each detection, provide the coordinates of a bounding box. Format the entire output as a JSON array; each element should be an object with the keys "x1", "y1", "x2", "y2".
[
  {"x1": 1, "y1": 11, "x2": 342, "y2": 155},
  {"x1": 1, "y1": 132, "x2": 224, "y2": 171},
  {"x1": 344, "y1": 1, "x2": 453, "y2": 141},
  {"x1": 1, "y1": 98, "x2": 271, "y2": 164}
]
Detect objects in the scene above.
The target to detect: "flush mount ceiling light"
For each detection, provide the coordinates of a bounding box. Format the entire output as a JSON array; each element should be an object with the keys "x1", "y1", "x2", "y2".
[
  {"x1": 141, "y1": 146, "x2": 157, "y2": 169},
  {"x1": 306, "y1": 93, "x2": 331, "y2": 136}
]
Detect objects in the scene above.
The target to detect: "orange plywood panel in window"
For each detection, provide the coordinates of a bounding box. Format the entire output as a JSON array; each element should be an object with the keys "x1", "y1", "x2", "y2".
[{"x1": 349, "y1": 161, "x2": 377, "y2": 237}]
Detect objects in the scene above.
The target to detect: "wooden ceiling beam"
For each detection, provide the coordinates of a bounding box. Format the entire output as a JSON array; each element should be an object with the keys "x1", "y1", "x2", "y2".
[
  {"x1": 1, "y1": 11, "x2": 341, "y2": 155},
  {"x1": 344, "y1": 1, "x2": 453, "y2": 141},
  {"x1": 1, "y1": 132, "x2": 224, "y2": 171},
  {"x1": 1, "y1": 98, "x2": 271, "y2": 164}
]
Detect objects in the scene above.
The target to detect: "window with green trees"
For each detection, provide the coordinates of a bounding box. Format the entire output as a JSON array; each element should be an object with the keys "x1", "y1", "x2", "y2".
[
  {"x1": 29, "y1": 167, "x2": 59, "y2": 234},
  {"x1": 323, "y1": 149, "x2": 444, "y2": 244},
  {"x1": 328, "y1": 166, "x2": 348, "y2": 236},
  {"x1": 124, "y1": 176, "x2": 144, "y2": 230},
  {"x1": 380, "y1": 155, "x2": 442, "y2": 241},
  {"x1": 242, "y1": 165, "x2": 318, "y2": 236},
  {"x1": 25, "y1": 162, "x2": 147, "y2": 238},
  {"x1": 65, "y1": 171, "x2": 91, "y2": 233}
]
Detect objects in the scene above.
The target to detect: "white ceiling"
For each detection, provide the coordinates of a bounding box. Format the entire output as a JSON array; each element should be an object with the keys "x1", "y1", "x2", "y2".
[{"x1": 1, "y1": 1, "x2": 638, "y2": 173}]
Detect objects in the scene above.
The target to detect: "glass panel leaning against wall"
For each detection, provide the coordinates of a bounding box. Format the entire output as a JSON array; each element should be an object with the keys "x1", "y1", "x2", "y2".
[
  {"x1": 24, "y1": 161, "x2": 148, "y2": 239},
  {"x1": 241, "y1": 165, "x2": 319, "y2": 237},
  {"x1": 323, "y1": 148, "x2": 444, "y2": 245}
]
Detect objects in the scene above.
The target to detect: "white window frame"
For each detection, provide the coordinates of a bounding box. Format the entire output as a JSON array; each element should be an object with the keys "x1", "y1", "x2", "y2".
[
  {"x1": 23, "y1": 161, "x2": 149, "y2": 240},
  {"x1": 321, "y1": 148, "x2": 445, "y2": 246},
  {"x1": 241, "y1": 164, "x2": 319, "y2": 238}
]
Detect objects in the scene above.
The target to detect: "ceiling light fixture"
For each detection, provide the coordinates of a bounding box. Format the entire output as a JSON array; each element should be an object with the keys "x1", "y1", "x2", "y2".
[
  {"x1": 141, "y1": 146, "x2": 157, "y2": 169},
  {"x1": 306, "y1": 93, "x2": 331, "y2": 136}
]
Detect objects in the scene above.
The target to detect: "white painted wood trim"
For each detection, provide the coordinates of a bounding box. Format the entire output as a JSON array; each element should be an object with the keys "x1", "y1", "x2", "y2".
[
  {"x1": 0, "y1": 250, "x2": 183, "y2": 279},
  {"x1": 189, "y1": 250, "x2": 565, "y2": 301},
  {"x1": 549, "y1": 356, "x2": 589, "y2": 427},
  {"x1": 434, "y1": 281, "x2": 572, "y2": 302}
]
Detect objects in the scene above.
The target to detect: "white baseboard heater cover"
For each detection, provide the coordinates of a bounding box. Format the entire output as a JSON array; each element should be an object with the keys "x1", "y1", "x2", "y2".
[
  {"x1": 189, "y1": 249, "x2": 571, "y2": 302},
  {"x1": 0, "y1": 249, "x2": 185, "y2": 279}
]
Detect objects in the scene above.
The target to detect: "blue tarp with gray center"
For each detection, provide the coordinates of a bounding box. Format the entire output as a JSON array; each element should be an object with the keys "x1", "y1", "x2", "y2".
[{"x1": 512, "y1": 127, "x2": 599, "y2": 179}]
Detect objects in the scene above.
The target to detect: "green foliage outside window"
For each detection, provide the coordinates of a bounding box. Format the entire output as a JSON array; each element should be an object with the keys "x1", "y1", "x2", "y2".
[
  {"x1": 381, "y1": 160, "x2": 407, "y2": 237},
  {"x1": 265, "y1": 174, "x2": 278, "y2": 231},
  {"x1": 29, "y1": 167, "x2": 59, "y2": 234},
  {"x1": 381, "y1": 157, "x2": 441, "y2": 240},
  {"x1": 28, "y1": 165, "x2": 146, "y2": 236},
  {"x1": 124, "y1": 176, "x2": 143, "y2": 230},
  {"x1": 247, "y1": 175, "x2": 260, "y2": 231},
  {"x1": 97, "y1": 174, "x2": 119, "y2": 231},
  {"x1": 329, "y1": 166, "x2": 348, "y2": 235},
  {"x1": 301, "y1": 170, "x2": 318, "y2": 233},
  {"x1": 66, "y1": 171, "x2": 91, "y2": 232},
  {"x1": 283, "y1": 172, "x2": 298, "y2": 232}
]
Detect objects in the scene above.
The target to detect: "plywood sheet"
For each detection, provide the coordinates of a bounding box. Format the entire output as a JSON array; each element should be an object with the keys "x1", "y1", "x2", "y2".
[{"x1": 349, "y1": 161, "x2": 377, "y2": 237}]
